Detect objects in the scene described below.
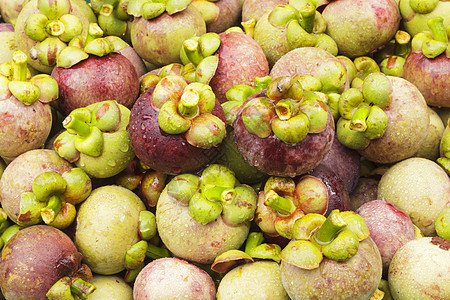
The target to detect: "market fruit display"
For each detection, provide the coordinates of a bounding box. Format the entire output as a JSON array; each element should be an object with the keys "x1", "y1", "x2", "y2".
[{"x1": 0, "y1": 0, "x2": 449, "y2": 299}]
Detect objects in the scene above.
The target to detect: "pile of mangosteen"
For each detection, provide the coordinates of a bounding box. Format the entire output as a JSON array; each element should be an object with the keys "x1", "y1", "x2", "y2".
[{"x1": 0, "y1": 0, "x2": 448, "y2": 299}]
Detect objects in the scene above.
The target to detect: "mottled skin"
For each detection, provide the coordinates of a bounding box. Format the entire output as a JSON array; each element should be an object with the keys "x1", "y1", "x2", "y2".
[
  {"x1": 281, "y1": 237, "x2": 383, "y2": 300},
  {"x1": 51, "y1": 53, "x2": 139, "y2": 116},
  {"x1": 0, "y1": 0, "x2": 23, "y2": 24},
  {"x1": 0, "y1": 97, "x2": 52, "y2": 160},
  {"x1": 356, "y1": 200, "x2": 415, "y2": 274},
  {"x1": 204, "y1": 0, "x2": 243, "y2": 33},
  {"x1": 270, "y1": 47, "x2": 350, "y2": 90},
  {"x1": 403, "y1": 51, "x2": 450, "y2": 108},
  {"x1": 156, "y1": 187, "x2": 250, "y2": 264},
  {"x1": 127, "y1": 85, "x2": 226, "y2": 175},
  {"x1": 217, "y1": 261, "x2": 289, "y2": 300},
  {"x1": 309, "y1": 164, "x2": 351, "y2": 216},
  {"x1": 0, "y1": 149, "x2": 72, "y2": 225},
  {"x1": 322, "y1": 0, "x2": 400, "y2": 58},
  {"x1": 242, "y1": 0, "x2": 288, "y2": 22},
  {"x1": 233, "y1": 95, "x2": 335, "y2": 177},
  {"x1": 320, "y1": 135, "x2": 361, "y2": 193},
  {"x1": 13, "y1": 0, "x2": 97, "y2": 74},
  {"x1": 209, "y1": 31, "x2": 270, "y2": 104},
  {"x1": 358, "y1": 76, "x2": 430, "y2": 164},
  {"x1": 133, "y1": 258, "x2": 216, "y2": 300},
  {"x1": 129, "y1": 5, "x2": 206, "y2": 67},
  {"x1": 388, "y1": 237, "x2": 450, "y2": 300},
  {"x1": 0, "y1": 225, "x2": 83, "y2": 300},
  {"x1": 378, "y1": 157, "x2": 450, "y2": 236}
]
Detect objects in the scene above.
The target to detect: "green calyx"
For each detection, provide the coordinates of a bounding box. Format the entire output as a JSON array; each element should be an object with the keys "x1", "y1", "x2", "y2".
[
  {"x1": 336, "y1": 74, "x2": 390, "y2": 150},
  {"x1": 179, "y1": 164, "x2": 257, "y2": 226},
  {"x1": 0, "y1": 51, "x2": 58, "y2": 105},
  {"x1": 46, "y1": 276, "x2": 96, "y2": 300},
  {"x1": 55, "y1": 100, "x2": 125, "y2": 159},
  {"x1": 281, "y1": 209, "x2": 369, "y2": 269},
  {"x1": 127, "y1": 0, "x2": 192, "y2": 19},
  {"x1": 24, "y1": 0, "x2": 85, "y2": 68},
  {"x1": 19, "y1": 168, "x2": 91, "y2": 226},
  {"x1": 56, "y1": 23, "x2": 118, "y2": 69},
  {"x1": 419, "y1": 17, "x2": 449, "y2": 58},
  {"x1": 179, "y1": 32, "x2": 221, "y2": 84},
  {"x1": 241, "y1": 76, "x2": 329, "y2": 145},
  {"x1": 156, "y1": 78, "x2": 226, "y2": 149}
]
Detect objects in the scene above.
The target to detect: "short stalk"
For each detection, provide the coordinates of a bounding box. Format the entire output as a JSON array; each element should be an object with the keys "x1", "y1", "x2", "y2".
[
  {"x1": 264, "y1": 190, "x2": 296, "y2": 215},
  {"x1": 244, "y1": 232, "x2": 264, "y2": 254},
  {"x1": 314, "y1": 209, "x2": 346, "y2": 245},
  {"x1": 179, "y1": 89, "x2": 200, "y2": 118},
  {"x1": 41, "y1": 195, "x2": 63, "y2": 224},
  {"x1": 85, "y1": 23, "x2": 104, "y2": 47},
  {"x1": 428, "y1": 17, "x2": 448, "y2": 44},
  {"x1": 350, "y1": 105, "x2": 370, "y2": 132},
  {"x1": 299, "y1": 3, "x2": 316, "y2": 33},
  {"x1": 12, "y1": 51, "x2": 28, "y2": 82},
  {"x1": 63, "y1": 115, "x2": 92, "y2": 137},
  {"x1": 394, "y1": 30, "x2": 411, "y2": 57},
  {"x1": 46, "y1": 20, "x2": 65, "y2": 37},
  {"x1": 70, "y1": 277, "x2": 96, "y2": 299}
]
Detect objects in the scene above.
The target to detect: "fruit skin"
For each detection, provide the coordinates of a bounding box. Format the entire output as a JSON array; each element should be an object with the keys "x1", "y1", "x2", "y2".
[
  {"x1": 378, "y1": 157, "x2": 450, "y2": 236},
  {"x1": 0, "y1": 149, "x2": 72, "y2": 225},
  {"x1": 216, "y1": 261, "x2": 289, "y2": 300},
  {"x1": 0, "y1": 95, "x2": 52, "y2": 161},
  {"x1": 74, "y1": 185, "x2": 146, "y2": 275},
  {"x1": 51, "y1": 53, "x2": 139, "y2": 116},
  {"x1": 129, "y1": 4, "x2": 206, "y2": 67},
  {"x1": 356, "y1": 200, "x2": 415, "y2": 273},
  {"x1": 0, "y1": 225, "x2": 84, "y2": 300},
  {"x1": 209, "y1": 31, "x2": 270, "y2": 104},
  {"x1": 242, "y1": 0, "x2": 288, "y2": 22},
  {"x1": 87, "y1": 275, "x2": 133, "y2": 300},
  {"x1": 322, "y1": 0, "x2": 400, "y2": 58},
  {"x1": 388, "y1": 237, "x2": 450, "y2": 300},
  {"x1": 133, "y1": 257, "x2": 216, "y2": 300},
  {"x1": 403, "y1": 51, "x2": 450, "y2": 108},
  {"x1": 280, "y1": 237, "x2": 382, "y2": 300},
  {"x1": 156, "y1": 186, "x2": 250, "y2": 264},
  {"x1": 358, "y1": 76, "x2": 430, "y2": 164}
]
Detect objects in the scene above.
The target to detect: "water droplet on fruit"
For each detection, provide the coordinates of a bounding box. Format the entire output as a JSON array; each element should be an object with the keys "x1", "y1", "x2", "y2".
[
  {"x1": 120, "y1": 144, "x2": 129, "y2": 152},
  {"x1": 107, "y1": 160, "x2": 116, "y2": 167}
]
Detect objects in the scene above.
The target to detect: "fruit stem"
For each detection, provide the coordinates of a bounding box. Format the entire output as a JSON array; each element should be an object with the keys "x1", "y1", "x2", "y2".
[
  {"x1": 394, "y1": 30, "x2": 411, "y2": 57},
  {"x1": 46, "y1": 20, "x2": 65, "y2": 37},
  {"x1": 428, "y1": 17, "x2": 448, "y2": 44},
  {"x1": 178, "y1": 89, "x2": 200, "y2": 118},
  {"x1": 85, "y1": 23, "x2": 104, "y2": 47},
  {"x1": 314, "y1": 209, "x2": 346, "y2": 245},
  {"x1": 264, "y1": 190, "x2": 296, "y2": 215},
  {"x1": 244, "y1": 231, "x2": 264, "y2": 254},
  {"x1": 241, "y1": 18, "x2": 256, "y2": 38},
  {"x1": 350, "y1": 105, "x2": 370, "y2": 132},
  {"x1": 146, "y1": 242, "x2": 171, "y2": 260},
  {"x1": 299, "y1": 2, "x2": 316, "y2": 33},
  {"x1": 41, "y1": 195, "x2": 63, "y2": 224},
  {"x1": 63, "y1": 115, "x2": 92, "y2": 138},
  {"x1": 12, "y1": 51, "x2": 28, "y2": 82},
  {"x1": 70, "y1": 277, "x2": 96, "y2": 299}
]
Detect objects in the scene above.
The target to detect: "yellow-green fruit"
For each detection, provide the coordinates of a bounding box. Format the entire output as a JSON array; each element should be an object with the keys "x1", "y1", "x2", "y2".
[
  {"x1": 87, "y1": 275, "x2": 133, "y2": 300},
  {"x1": 378, "y1": 157, "x2": 450, "y2": 236},
  {"x1": 217, "y1": 261, "x2": 288, "y2": 300},
  {"x1": 75, "y1": 185, "x2": 146, "y2": 275}
]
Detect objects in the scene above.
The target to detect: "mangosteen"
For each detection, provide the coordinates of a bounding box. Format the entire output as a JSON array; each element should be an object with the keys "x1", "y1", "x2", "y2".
[
  {"x1": 133, "y1": 257, "x2": 216, "y2": 300},
  {"x1": 0, "y1": 50, "x2": 58, "y2": 161},
  {"x1": 279, "y1": 210, "x2": 382, "y2": 299},
  {"x1": 179, "y1": 30, "x2": 270, "y2": 104},
  {"x1": 356, "y1": 200, "x2": 416, "y2": 274},
  {"x1": 252, "y1": 3, "x2": 338, "y2": 68},
  {"x1": 191, "y1": 0, "x2": 243, "y2": 34},
  {"x1": 13, "y1": 0, "x2": 97, "y2": 74},
  {"x1": 0, "y1": 225, "x2": 95, "y2": 300},
  {"x1": 87, "y1": 275, "x2": 133, "y2": 300},
  {"x1": 377, "y1": 157, "x2": 450, "y2": 236},
  {"x1": 335, "y1": 73, "x2": 430, "y2": 165},
  {"x1": 438, "y1": 118, "x2": 450, "y2": 174},
  {"x1": 414, "y1": 107, "x2": 445, "y2": 160},
  {"x1": 74, "y1": 185, "x2": 147, "y2": 275},
  {"x1": 349, "y1": 177, "x2": 379, "y2": 211},
  {"x1": 322, "y1": 0, "x2": 400, "y2": 58},
  {"x1": 53, "y1": 100, "x2": 135, "y2": 179},
  {"x1": 127, "y1": 1, "x2": 206, "y2": 67},
  {"x1": 232, "y1": 75, "x2": 335, "y2": 177},
  {"x1": 403, "y1": 17, "x2": 450, "y2": 108},
  {"x1": 388, "y1": 237, "x2": 450, "y2": 299},
  {"x1": 399, "y1": 0, "x2": 450, "y2": 37},
  {"x1": 156, "y1": 164, "x2": 257, "y2": 264},
  {"x1": 0, "y1": 149, "x2": 92, "y2": 229},
  {"x1": 128, "y1": 74, "x2": 227, "y2": 175},
  {"x1": 216, "y1": 261, "x2": 288, "y2": 300},
  {"x1": 0, "y1": 0, "x2": 24, "y2": 25},
  {"x1": 51, "y1": 23, "x2": 140, "y2": 116}
]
